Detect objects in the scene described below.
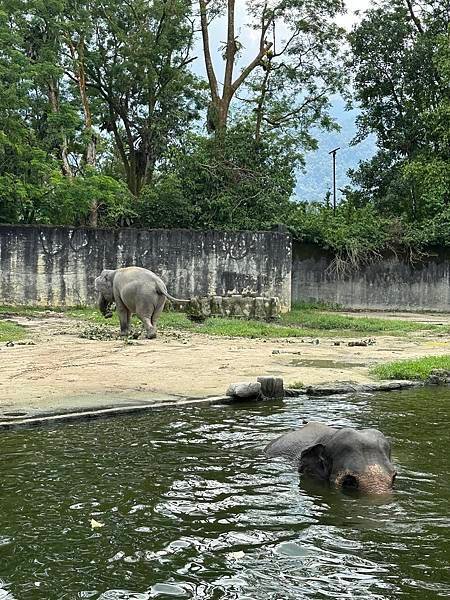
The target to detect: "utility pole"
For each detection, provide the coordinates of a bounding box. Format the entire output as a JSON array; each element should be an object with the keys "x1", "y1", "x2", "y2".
[{"x1": 328, "y1": 147, "x2": 340, "y2": 215}]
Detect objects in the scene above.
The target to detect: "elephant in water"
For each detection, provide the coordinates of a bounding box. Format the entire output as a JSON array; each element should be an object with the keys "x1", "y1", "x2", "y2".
[
  {"x1": 265, "y1": 422, "x2": 397, "y2": 495},
  {"x1": 94, "y1": 266, "x2": 187, "y2": 339}
]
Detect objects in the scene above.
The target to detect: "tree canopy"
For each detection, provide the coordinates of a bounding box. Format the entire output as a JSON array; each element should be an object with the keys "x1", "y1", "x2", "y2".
[{"x1": 0, "y1": 0, "x2": 448, "y2": 259}]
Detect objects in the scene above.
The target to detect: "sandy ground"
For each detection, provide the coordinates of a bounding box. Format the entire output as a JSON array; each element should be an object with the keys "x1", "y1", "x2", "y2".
[{"x1": 1, "y1": 311, "x2": 450, "y2": 417}]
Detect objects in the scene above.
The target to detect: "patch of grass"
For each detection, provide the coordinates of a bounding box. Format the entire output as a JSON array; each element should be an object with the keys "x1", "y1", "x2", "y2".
[
  {"x1": 0, "y1": 305, "x2": 61, "y2": 317},
  {"x1": 1, "y1": 303, "x2": 448, "y2": 340},
  {"x1": 292, "y1": 300, "x2": 343, "y2": 311},
  {"x1": 288, "y1": 380, "x2": 305, "y2": 389},
  {"x1": 0, "y1": 320, "x2": 27, "y2": 342},
  {"x1": 370, "y1": 355, "x2": 450, "y2": 380},
  {"x1": 281, "y1": 307, "x2": 445, "y2": 334}
]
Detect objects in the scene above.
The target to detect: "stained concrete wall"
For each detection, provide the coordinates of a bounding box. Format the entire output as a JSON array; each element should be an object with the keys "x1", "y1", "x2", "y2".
[
  {"x1": 292, "y1": 243, "x2": 450, "y2": 311},
  {"x1": 0, "y1": 225, "x2": 292, "y2": 308}
]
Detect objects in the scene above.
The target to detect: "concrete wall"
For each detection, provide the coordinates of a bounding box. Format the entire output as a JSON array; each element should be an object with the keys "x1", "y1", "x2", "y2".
[
  {"x1": 0, "y1": 226, "x2": 292, "y2": 308},
  {"x1": 292, "y1": 243, "x2": 450, "y2": 311}
]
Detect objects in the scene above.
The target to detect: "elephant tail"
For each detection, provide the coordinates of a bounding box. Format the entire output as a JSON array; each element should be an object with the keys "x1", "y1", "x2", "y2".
[{"x1": 157, "y1": 280, "x2": 189, "y2": 304}]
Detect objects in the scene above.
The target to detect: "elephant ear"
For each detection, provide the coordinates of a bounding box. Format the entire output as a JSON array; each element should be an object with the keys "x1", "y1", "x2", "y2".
[
  {"x1": 299, "y1": 443, "x2": 332, "y2": 481},
  {"x1": 264, "y1": 422, "x2": 336, "y2": 463}
]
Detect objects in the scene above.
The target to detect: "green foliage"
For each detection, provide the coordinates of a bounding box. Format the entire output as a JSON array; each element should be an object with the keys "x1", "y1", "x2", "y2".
[
  {"x1": 43, "y1": 172, "x2": 135, "y2": 227},
  {"x1": 371, "y1": 356, "x2": 450, "y2": 381},
  {"x1": 348, "y1": 0, "x2": 450, "y2": 229},
  {"x1": 136, "y1": 175, "x2": 195, "y2": 229},
  {"x1": 287, "y1": 200, "x2": 400, "y2": 267},
  {"x1": 148, "y1": 124, "x2": 298, "y2": 231}
]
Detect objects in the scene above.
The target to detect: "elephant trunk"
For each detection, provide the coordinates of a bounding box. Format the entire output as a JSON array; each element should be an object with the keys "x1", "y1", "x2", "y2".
[
  {"x1": 98, "y1": 293, "x2": 113, "y2": 318},
  {"x1": 334, "y1": 464, "x2": 395, "y2": 495}
]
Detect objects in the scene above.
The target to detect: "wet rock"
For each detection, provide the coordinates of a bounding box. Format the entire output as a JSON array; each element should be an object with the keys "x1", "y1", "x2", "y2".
[
  {"x1": 257, "y1": 376, "x2": 284, "y2": 399},
  {"x1": 306, "y1": 383, "x2": 358, "y2": 396},
  {"x1": 425, "y1": 369, "x2": 450, "y2": 385},
  {"x1": 226, "y1": 382, "x2": 261, "y2": 399},
  {"x1": 284, "y1": 387, "x2": 307, "y2": 397}
]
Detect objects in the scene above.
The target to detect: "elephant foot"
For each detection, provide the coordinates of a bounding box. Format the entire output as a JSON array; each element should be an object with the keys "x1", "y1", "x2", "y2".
[{"x1": 145, "y1": 330, "x2": 157, "y2": 340}]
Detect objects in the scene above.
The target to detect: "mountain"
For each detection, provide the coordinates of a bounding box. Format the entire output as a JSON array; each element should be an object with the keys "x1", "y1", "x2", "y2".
[{"x1": 295, "y1": 96, "x2": 376, "y2": 202}]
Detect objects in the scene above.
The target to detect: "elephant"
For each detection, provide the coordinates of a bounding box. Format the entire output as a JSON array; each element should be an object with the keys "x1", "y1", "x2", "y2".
[
  {"x1": 265, "y1": 422, "x2": 397, "y2": 495},
  {"x1": 94, "y1": 266, "x2": 187, "y2": 339}
]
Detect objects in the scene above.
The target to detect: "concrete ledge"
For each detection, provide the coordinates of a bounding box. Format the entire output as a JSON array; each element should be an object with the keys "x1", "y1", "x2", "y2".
[
  {"x1": 0, "y1": 379, "x2": 434, "y2": 432},
  {"x1": 0, "y1": 393, "x2": 286, "y2": 431},
  {"x1": 286, "y1": 380, "x2": 424, "y2": 397}
]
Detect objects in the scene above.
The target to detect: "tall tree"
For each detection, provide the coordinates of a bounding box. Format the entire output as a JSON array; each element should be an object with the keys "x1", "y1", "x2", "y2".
[
  {"x1": 84, "y1": 0, "x2": 202, "y2": 196},
  {"x1": 198, "y1": 0, "x2": 346, "y2": 139},
  {"x1": 348, "y1": 0, "x2": 450, "y2": 221}
]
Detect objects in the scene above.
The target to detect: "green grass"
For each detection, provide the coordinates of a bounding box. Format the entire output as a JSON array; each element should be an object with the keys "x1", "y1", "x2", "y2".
[
  {"x1": 1, "y1": 303, "x2": 448, "y2": 340},
  {"x1": 0, "y1": 320, "x2": 27, "y2": 342},
  {"x1": 370, "y1": 355, "x2": 450, "y2": 380},
  {"x1": 283, "y1": 306, "x2": 442, "y2": 334}
]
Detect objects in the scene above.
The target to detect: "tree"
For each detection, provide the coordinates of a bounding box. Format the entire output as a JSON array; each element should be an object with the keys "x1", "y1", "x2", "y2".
[
  {"x1": 198, "y1": 0, "x2": 346, "y2": 140},
  {"x1": 348, "y1": 0, "x2": 450, "y2": 221},
  {"x1": 140, "y1": 121, "x2": 298, "y2": 230},
  {"x1": 84, "y1": 0, "x2": 203, "y2": 196}
]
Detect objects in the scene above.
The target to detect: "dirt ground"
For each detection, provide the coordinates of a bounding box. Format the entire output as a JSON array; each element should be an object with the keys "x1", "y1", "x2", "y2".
[{"x1": 1, "y1": 311, "x2": 450, "y2": 417}]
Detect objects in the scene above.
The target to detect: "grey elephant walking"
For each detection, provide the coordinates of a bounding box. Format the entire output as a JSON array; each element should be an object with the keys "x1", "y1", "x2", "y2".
[
  {"x1": 265, "y1": 422, "x2": 397, "y2": 495},
  {"x1": 94, "y1": 266, "x2": 187, "y2": 339}
]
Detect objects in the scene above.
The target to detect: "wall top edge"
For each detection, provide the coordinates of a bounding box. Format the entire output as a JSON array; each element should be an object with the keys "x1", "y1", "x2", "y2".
[{"x1": 0, "y1": 224, "x2": 292, "y2": 240}]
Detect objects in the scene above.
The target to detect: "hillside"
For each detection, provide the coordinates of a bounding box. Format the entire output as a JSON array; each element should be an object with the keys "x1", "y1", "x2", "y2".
[{"x1": 295, "y1": 97, "x2": 376, "y2": 202}]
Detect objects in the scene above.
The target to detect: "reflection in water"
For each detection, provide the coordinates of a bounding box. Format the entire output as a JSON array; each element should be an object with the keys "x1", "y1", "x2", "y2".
[{"x1": 0, "y1": 388, "x2": 449, "y2": 599}]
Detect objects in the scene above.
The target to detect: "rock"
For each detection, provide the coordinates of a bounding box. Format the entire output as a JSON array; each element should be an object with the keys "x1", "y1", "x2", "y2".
[
  {"x1": 284, "y1": 388, "x2": 307, "y2": 397},
  {"x1": 257, "y1": 376, "x2": 284, "y2": 399},
  {"x1": 210, "y1": 296, "x2": 223, "y2": 316},
  {"x1": 272, "y1": 349, "x2": 281, "y2": 354},
  {"x1": 254, "y1": 297, "x2": 266, "y2": 320},
  {"x1": 348, "y1": 339, "x2": 376, "y2": 347},
  {"x1": 226, "y1": 382, "x2": 262, "y2": 399},
  {"x1": 185, "y1": 297, "x2": 205, "y2": 322},
  {"x1": 306, "y1": 382, "x2": 358, "y2": 396},
  {"x1": 426, "y1": 369, "x2": 450, "y2": 385}
]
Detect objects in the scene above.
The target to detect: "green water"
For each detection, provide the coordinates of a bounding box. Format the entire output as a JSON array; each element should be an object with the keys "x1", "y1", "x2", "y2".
[{"x1": 1, "y1": 388, "x2": 449, "y2": 599}]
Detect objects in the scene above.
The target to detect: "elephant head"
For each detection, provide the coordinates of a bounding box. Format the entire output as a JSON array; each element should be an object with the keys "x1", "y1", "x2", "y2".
[
  {"x1": 265, "y1": 422, "x2": 396, "y2": 495},
  {"x1": 94, "y1": 269, "x2": 116, "y2": 318}
]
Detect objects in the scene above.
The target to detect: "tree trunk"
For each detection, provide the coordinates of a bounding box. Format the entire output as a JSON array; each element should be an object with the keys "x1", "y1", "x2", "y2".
[
  {"x1": 199, "y1": 0, "x2": 272, "y2": 139},
  {"x1": 48, "y1": 78, "x2": 73, "y2": 178},
  {"x1": 67, "y1": 37, "x2": 98, "y2": 225}
]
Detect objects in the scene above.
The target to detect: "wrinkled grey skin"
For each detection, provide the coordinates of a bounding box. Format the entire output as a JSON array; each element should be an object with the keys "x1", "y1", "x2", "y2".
[
  {"x1": 94, "y1": 266, "x2": 187, "y2": 339},
  {"x1": 265, "y1": 422, "x2": 396, "y2": 495}
]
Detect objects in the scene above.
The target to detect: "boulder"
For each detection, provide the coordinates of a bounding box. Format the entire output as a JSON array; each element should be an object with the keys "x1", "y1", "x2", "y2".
[
  {"x1": 426, "y1": 369, "x2": 450, "y2": 385},
  {"x1": 257, "y1": 376, "x2": 284, "y2": 399},
  {"x1": 226, "y1": 382, "x2": 262, "y2": 399}
]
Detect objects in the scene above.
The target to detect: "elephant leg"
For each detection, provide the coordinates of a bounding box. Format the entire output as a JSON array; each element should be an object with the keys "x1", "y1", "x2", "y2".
[
  {"x1": 140, "y1": 316, "x2": 156, "y2": 339},
  {"x1": 116, "y1": 298, "x2": 130, "y2": 337},
  {"x1": 136, "y1": 296, "x2": 164, "y2": 339},
  {"x1": 145, "y1": 295, "x2": 166, "y2": 339}
]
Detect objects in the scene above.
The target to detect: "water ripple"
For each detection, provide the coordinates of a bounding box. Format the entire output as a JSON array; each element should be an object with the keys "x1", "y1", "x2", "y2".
[{"x1": 0, "y1": 388, "x2": 449, "y2": 599}]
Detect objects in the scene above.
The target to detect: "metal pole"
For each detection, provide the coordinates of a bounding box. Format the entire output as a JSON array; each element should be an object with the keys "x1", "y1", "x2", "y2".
[{"x1": 328, "y1": 147, "x2": 340, "y2": 215}]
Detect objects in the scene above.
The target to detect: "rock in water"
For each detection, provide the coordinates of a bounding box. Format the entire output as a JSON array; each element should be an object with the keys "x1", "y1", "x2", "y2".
[
  {"x1": 257, "y1": 376, "x2": 284, "y2": 399},
  {"x1": 226, "y1": 382, "x2": 262, "y2": 399}
]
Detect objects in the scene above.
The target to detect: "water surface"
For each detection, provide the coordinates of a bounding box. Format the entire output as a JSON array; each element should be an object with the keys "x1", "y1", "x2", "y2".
[{"x1": 1, "y1": 388, "x2": 449, "y2": 599}]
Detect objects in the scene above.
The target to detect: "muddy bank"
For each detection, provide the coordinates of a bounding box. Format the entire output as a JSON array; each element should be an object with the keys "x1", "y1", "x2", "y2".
[{"x1": 1, "y1": 311, "x2": 450, "y2": 418}]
